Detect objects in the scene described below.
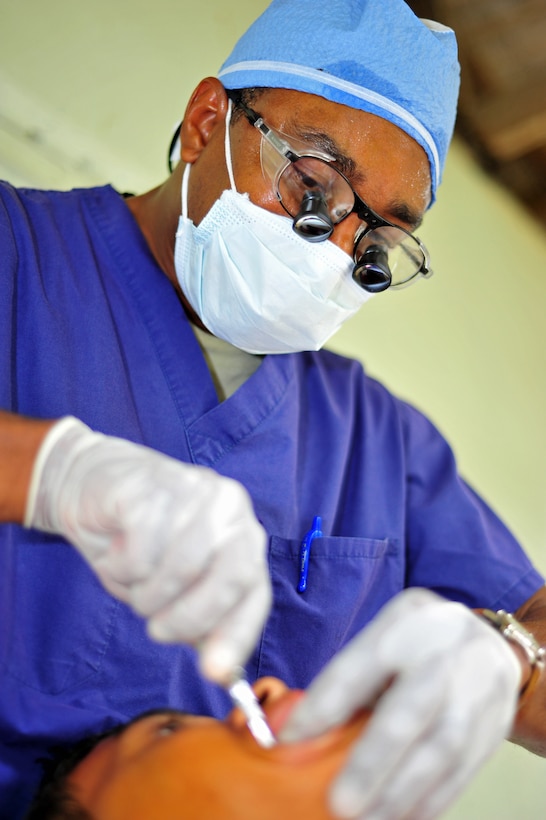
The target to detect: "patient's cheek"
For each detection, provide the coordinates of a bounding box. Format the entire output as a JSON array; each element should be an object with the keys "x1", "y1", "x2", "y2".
[{"x1": 265, "y1": 690, "x2": 305, "y2": 736}]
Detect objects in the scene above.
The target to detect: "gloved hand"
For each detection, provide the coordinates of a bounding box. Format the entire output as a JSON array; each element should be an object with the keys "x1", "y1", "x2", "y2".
[
  {"x1": 24, "y1": 416, "x2": 271, "y2": 683},
  {"x1": 279, "y1": 588, "x2": 521, "y2": 820}
]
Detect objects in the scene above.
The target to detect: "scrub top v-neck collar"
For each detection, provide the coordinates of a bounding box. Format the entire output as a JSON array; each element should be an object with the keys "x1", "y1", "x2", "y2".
[{"x1": 93, "y1": 187, "x2": 296, "y2": 469}]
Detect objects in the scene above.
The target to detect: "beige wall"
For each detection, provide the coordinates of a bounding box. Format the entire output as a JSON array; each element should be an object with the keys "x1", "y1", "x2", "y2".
[
  {"x1": 1, "y1": 1, "x2": 545, "y2": 816},
  {"x1": 331, "y1": 138, "x2": 546, "y2": 575},
  {"x1": 330, "y1": 139, "x2": 546, "y2": 819}
]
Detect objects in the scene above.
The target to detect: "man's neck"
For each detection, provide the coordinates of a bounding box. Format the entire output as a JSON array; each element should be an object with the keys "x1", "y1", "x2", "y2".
[
  {"x1": 124, "y1": 167, "x2": 204, "y2": 326},
  {"x1": 125, "y1": 171, "x2": 182, "y2": 292}
]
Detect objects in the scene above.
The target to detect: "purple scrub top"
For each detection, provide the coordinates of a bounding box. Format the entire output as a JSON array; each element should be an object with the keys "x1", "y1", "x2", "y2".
[{"x1": 0, "y1": 182, "x2": 542, "y2": 817}]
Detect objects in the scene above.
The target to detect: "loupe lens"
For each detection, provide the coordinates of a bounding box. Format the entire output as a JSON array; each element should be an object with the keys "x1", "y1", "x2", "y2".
[
  {"x1": 292, "y1": 191, "x2": 334, "y2": 241},
  {"x1": 354, "y1": 226, "x2": 426, "y2": 290},
  {"x1": 352, "y1": 244, "x2": 392, "y2": 292},
  {"x1": 277, "y1": 156, "x2": 353, "y2": 227}
]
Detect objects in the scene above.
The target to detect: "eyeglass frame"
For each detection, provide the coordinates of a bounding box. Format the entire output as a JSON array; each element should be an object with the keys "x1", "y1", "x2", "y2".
[{"x1": 230, "y1": 95, "x2": 433, "y2": 293}]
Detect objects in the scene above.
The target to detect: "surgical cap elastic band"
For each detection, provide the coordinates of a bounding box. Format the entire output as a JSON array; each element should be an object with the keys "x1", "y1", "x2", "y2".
[{"x1": 219, "y1": 59, "x2": 440, "y2": 187}]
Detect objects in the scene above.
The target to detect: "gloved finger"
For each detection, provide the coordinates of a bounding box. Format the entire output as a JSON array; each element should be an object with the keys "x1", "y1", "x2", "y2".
[
  {"x1": 404, "y1": 740, "x2": 490, "y2": 820},
  {"x1": 148, "y1": 571, "x2": 272, "y2": 683},
  {"x1": 402, "y1": 674, "x2": 518, "y2": 820},
  {"x1": 83, "y1": 456, "x2": 225, "y2": 581},
  {"x1": 329, "y1": 636, "x2": 518, "y2": 820},
  {"x1": 348, "y1": 730, "x2": 449, "y2": 820},
  {"x1": 280, "y1": 591, "x2": 447, "y2": 741},
  {"x1": 144, "y1": 534, "x2": 268, "y2": 641},
  {"x1": 95, "y1": 569, "x2": 131, "y2": 603},
  {"x1": 345, "y1": 699, "x2": 501, "y2": 820},
  {"x1": 278, "y1": 636, "x2": 390, "y2": 741},
  {"x1": 328, "y1": 663, "x2": 449, "y2": 819},
  {"x1": 126, "y1": 533, "x2": 216, "y2": 617},
  {"x1": 335, "y1": 710, "x2": 467, "y2": 820},
  {"x1": 128, "y1": 497, "x2": 267, "y2": 617},
  {"x1": 198, "y1": 578, "x2": 273, "y2": 682},
  {"x1": 92, "y1": 495, "x2": 176, "y2": 588},
  {"x1": 410, "y1": 737, "x2": 496, "y2": 820}
]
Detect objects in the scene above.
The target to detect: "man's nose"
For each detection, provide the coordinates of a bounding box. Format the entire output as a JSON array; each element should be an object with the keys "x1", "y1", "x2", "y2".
[{"x1": 328, "y1": 213, "x2": 361, "y2": 258}]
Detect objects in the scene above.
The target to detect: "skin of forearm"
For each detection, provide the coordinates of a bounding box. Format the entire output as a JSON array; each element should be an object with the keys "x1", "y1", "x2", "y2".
[
  {"x1": 0, "y1": 410, "x2": 56, "y2": 523},
  {"x1": 509, "y1": 588, "x2": 546, "y2": 755}
]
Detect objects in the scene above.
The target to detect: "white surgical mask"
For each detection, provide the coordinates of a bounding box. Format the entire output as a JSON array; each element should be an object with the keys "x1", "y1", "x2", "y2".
[{"x1": 173, "y1": 103, "x2": 371, "y2": 355}]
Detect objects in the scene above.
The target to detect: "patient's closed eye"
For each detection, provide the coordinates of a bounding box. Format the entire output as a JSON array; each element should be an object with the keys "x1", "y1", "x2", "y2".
[{"x1": 156, "y1": 716, "x2": 188, "y2": 736}]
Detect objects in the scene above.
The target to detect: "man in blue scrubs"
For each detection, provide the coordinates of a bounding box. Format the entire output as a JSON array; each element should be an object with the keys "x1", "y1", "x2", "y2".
[{"x1": 1, "y1": 2, "x2": 545, "y2": 818}]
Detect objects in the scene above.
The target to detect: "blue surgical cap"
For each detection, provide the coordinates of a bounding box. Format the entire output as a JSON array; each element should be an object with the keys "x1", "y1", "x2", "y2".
[{"x1": 218, "y1": 0, "x2": 460, "y2": 201}]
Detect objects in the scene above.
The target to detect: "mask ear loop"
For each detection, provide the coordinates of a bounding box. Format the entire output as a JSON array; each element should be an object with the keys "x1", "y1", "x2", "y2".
[
  {"x1": 181, "y1": 100, "x2": 237, "y2": 219},
  {"x1": 181, "y1": 163, "x2": 190, "y2": 219},
  {"x1": 181, "y1": 98, "x2": 235, "y2": 220},
  {"x1": 224, "y1": 99, "x2": 237, "y2": 193}
]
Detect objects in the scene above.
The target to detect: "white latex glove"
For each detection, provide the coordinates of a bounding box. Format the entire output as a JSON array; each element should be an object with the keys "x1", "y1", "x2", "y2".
[
  {"x1": 280, "y1": 588, "x2": 521, "y2": 820},
  {"x1": 24, "y1": 416, "x2": 271, "y2": 683}
]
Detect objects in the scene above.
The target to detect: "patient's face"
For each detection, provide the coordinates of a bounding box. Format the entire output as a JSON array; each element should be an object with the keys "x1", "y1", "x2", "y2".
[{"x1": 69, "y1": 678, "x2": 370, "y2": 819}]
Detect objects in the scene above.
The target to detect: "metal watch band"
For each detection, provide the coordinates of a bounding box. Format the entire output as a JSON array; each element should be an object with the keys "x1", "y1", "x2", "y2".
[
  {"x1": 478, "y1": 608, "x2": 545, "y2": 708},
  {"x1": 478, "y1": 609, "x2": 545, "y2": 668}
]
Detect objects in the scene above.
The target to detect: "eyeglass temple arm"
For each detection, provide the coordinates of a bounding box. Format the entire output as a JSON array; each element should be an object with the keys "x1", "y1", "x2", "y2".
[{"x1": 235, "y1": 99, "x2": 298, "y2": 163}]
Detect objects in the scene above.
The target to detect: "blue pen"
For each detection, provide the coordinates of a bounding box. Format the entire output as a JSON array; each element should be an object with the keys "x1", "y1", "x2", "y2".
[{"x1": 297, "y1": 515, "x2": 322, "y2": 593}]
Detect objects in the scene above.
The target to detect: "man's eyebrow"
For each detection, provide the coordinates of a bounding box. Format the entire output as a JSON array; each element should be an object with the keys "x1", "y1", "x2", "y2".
[
  {"x1": 289, "y1": 124, "x2": 424, "y2": 231},
  {"x1": 291, "y1": 125, "x2": 357, "y2": 178},
  {"x1": 386, "y1": 201, "x2": 424, "y2": 231}
]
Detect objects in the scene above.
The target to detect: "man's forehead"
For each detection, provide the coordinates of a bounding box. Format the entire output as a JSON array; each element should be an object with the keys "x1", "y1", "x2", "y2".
[
  {"x1": 252, "y1": 88, "x2": 431, "y2": 222},
  {"x1": 252, "y1": 88, "x2": 428, "y2": 166}
]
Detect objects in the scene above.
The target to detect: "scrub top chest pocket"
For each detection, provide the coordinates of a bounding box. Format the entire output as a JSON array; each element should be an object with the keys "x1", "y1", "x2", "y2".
[{"x1": 255, "y1": 533, "x2": 402, "y2": 689}]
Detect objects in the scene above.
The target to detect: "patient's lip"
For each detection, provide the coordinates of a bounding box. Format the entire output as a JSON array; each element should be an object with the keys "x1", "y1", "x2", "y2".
[{"x1": 264, "y1": 690, "x2": 305, "y2": 736}]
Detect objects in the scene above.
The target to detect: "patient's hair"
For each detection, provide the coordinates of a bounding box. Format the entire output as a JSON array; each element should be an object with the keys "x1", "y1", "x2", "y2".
[
  {"x1": 24, "y1": 725, "x2": 125, "y2": 820},
  {"x1": 25, "y1": 709, "x2": 183, "y2": 819}
]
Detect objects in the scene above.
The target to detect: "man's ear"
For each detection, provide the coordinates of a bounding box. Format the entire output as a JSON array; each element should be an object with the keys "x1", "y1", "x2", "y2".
[{"x1": 179, "y1": 77, "x2": 229, "y2": 164}]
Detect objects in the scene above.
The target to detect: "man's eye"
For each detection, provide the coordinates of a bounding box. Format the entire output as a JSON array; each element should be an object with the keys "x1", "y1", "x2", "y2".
[
  {"x1": 292, "y1": 167, "x2": 322, "y2": 190},
  {"x1": 332, "y1": 203, "x2": 351, "y2": 220}
]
